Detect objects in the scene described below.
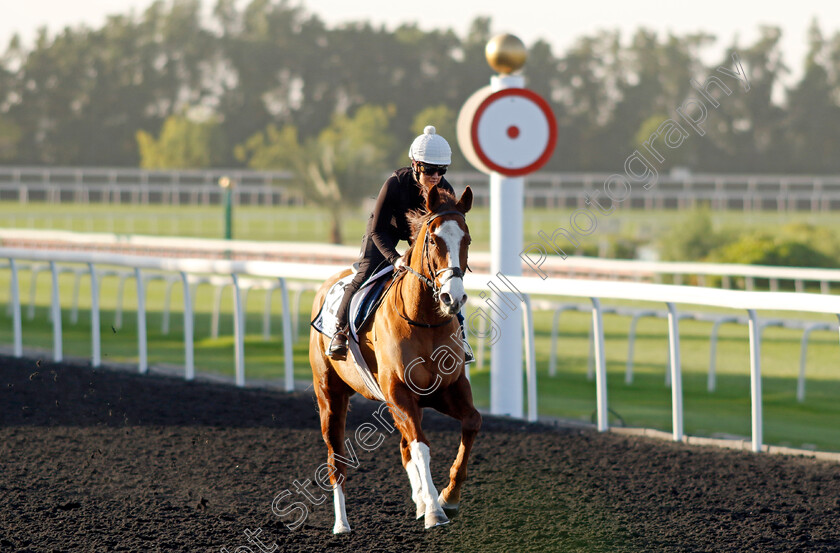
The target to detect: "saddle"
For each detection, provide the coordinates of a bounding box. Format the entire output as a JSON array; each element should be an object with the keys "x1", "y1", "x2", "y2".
[{"x1": 310, "y1": 265, "x2": 394, "y2": 400}]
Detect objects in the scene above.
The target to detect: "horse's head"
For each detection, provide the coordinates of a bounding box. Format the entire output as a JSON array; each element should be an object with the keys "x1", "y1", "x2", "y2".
[{"x1": 414, "y1": 183, "x2": 473, "y2": 316}]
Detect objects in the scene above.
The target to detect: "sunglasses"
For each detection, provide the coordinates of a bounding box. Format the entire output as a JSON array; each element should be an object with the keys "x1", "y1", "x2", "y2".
[{"x1": 416, "y1": 162, "x2": 447, "y2": 176}]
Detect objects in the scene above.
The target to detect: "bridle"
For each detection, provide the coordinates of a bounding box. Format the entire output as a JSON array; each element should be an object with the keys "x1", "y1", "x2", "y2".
[{"x1": 397, "y1": 209, "x2": 467, "y2": 328}]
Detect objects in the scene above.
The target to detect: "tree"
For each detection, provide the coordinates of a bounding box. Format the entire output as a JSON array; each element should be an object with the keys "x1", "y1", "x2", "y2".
[
  {"x1": 0, "y1": 116, "x2": 21, "y2": 161},
  {"x1": 136, "y1": 109, "x2": 227, "y2": 168},
  {"x1": 633, "y1": 113, "x2": 691, "y2": 170},
  {"x1": 784, "y1": 20, "x2": 840, "y2": 173},
  {"x1": 554, "y1": 31, "x2": 618, "y2": 170},
  {"x1": 237, "y1": 104, "x2": 394, "y2": 244},
  {"x1": 708, "y1": 27, "x2": 789, "y2": 172}
]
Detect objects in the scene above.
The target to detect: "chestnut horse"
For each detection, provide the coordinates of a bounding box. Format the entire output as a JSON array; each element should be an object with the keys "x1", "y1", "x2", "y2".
[{"x1": 309, "y1": 184, "x2": 481, "y2": 533}]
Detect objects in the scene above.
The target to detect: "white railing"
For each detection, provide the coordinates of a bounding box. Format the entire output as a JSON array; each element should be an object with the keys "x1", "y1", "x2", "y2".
[
  {"x1": 1, "y1": 248, "x2": 313, "y2": 392},
  {"x1": 488, "y1": 275, "x2": 840, "y2": 451},
  {"x1": 5, "y1": 228, "x2": 840, "y2": 293},
  {"x1": 0, "y1": 166, "x2": 301, "y2": 207},
  {"x1": 3, "y1": 246, "x2": 840, "y2": 453},
  {"x1": 545, "y1": 256, "x2": 840, "y2": 293}
]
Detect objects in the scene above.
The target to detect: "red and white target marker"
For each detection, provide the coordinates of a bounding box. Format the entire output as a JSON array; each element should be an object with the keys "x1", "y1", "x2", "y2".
[{"x1": 458, "y1": 87, "x2": 557, "y2": 176}]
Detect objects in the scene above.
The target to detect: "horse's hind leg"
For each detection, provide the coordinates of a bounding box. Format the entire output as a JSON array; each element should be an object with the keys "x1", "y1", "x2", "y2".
[
  {"x1": 432, "y1": 374, "x2": 482, "y2": 514},
  {"x1": 313, "y1": 365, "x2": 353, "y2": 534}
]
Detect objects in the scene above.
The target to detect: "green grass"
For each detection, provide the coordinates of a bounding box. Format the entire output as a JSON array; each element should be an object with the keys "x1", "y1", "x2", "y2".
[{"x1": 2, "y1": 267, "x2": 839, "y2": 452}]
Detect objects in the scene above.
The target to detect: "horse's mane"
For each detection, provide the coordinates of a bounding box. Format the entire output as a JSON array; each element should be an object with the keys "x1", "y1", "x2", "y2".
[{"x1": 407, "y1": 188, "x2": 459, "y2": 243}]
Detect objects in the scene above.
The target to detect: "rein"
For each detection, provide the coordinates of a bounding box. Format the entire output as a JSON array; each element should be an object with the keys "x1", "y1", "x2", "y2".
[{"x1": 396, "y1": 209, "x2": 466, "y2": 328}]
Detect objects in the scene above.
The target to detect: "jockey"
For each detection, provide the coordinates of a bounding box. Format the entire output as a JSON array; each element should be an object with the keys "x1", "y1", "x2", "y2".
[{"x1": 328, "y1": 125, "x2": 474, "y2": 364}]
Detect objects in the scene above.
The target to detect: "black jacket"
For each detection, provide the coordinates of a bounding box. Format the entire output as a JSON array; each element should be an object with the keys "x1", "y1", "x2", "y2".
[{"x1": 367, "y1": 166, "x2": 454, "y2": 265}]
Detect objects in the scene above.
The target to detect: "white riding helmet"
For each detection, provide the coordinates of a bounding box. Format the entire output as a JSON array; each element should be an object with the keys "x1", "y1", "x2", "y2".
[{"x1": 408, "y1": 125, "x2": 452, "y2": 165}]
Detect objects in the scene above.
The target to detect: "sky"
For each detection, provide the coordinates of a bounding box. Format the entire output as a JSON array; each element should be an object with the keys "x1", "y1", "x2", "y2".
[{"x1": 3, "y1": 0, "x2": 840, "y2": 82}]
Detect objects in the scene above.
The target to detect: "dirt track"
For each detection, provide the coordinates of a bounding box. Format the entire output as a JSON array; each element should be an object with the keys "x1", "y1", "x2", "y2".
[{"x1": 1, "y1": 354, "x2": 839, "y2": 553}]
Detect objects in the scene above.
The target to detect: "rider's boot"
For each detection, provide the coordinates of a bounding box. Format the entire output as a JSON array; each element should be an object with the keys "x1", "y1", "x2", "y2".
[
  {"x1": 327, "y1": 322, "x2": 349, "y2": 360},
  {"x1": 462, "y1": 335, "x2": 475, "y2": 365}
]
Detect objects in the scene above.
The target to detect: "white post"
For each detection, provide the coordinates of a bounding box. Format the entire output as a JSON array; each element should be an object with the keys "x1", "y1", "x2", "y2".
[
  {"x1": 591, "y1": 298, "x2": 608, "y2": 432},
  {"x1": 522, "y1": 296, "x2": 537, "y2": 422},
  {"x1": 49, "y1": 261, "x2": 63, "y2": 362},
  {"x1": 135, "y1": 268, "x2": 148, "y2": 374},
  {"x1": 666, "y1": 302, "x2": 683, "y2": 442},
  {"x1": 10, "y1": 259, "x2": 22, "y2": 357},
  {"x1": 89, "y1": 263, "x2": 100, "y2": 368},
  {"x1": 278, "y1": 278, "x2": 295, "y2": 392},
  {"x1": 232, "y1": 275, "x2": 246, "y2": 387},
  {"x1": 181, "y1": 272, "x2": 194, "y2": 380},
  {"x1": 747, "y1": 309, "x2": 763, "y2": 453},
  {"x1": 490, "y1": 73, "x2": 526, "y2": 418}
]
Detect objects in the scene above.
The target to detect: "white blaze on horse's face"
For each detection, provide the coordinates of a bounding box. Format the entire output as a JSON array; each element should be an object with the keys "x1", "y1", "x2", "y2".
[{"x1": 433, "y1": 220, "x2": 467, "y2": 315}]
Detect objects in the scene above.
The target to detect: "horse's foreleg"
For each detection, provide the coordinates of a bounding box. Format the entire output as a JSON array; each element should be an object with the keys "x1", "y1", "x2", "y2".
[
  {"x1": 388, "y1": 385, "x2": 449, "y2": 529},
  {"x1": 400, "y1": 437, "x2": 426, "y2": 519},
  {"x1": 438, "y1": 410, "x2": 480, "y2": 512},
  {"x1": 410, "y1": 439, "x2": 449, "y2": 528},
  {"x1": 434, "y1": 375, "x2": 482, "y2": 513},
  {"x1": 315, "y1": 379, "x2": 352, "y2": 534}
]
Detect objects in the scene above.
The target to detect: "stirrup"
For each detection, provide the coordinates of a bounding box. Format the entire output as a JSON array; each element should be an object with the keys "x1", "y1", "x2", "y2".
[
  {"x1": 462, "y1": 339, "x2": 475, "y2": 365},
  {"x1": 327, "y1": 330, "x2": 349, "y2": 360}
]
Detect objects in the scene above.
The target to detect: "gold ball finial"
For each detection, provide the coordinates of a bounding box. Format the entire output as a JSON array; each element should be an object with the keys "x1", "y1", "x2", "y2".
[{"x1": 485, "y1": 33, "x2": 527, "y2": 74}]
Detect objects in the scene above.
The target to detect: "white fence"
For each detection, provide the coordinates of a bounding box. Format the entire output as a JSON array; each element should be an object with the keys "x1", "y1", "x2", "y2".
[
  {"x1": 0, "y1": 166, "x2": 301, "y2": 207},
  {"x1": 5, "y1": 228, "x2": 840, "y2": 292},
  {"x1": 4, "y1": 165, "x2": 840, "y2": 211},
  {"x1": 3, "y1": 247, "x2": 840, "y2": 454}
]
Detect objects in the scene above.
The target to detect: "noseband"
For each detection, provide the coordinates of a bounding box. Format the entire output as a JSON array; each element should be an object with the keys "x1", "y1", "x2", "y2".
[{"x1": 398, "y1": 210, "x2": 467, "y2": 327}]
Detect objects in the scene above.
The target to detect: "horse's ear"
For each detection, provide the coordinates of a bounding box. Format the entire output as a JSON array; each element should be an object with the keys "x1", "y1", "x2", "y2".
[
  {"x1": 455, "y1": 186, "x2": 472, "y2": 213},
  {"x1": 426, "y1": 183, "x2": 442, "y2": 212},
  {"x1": 456, "y1": 186, "x2": 473, "y2": 214}
]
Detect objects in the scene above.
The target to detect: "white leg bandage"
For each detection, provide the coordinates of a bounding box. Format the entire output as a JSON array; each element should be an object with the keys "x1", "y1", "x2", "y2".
[
  {"x1": 410, "y1": 440, "x2": 449, "y2": 528},
  {"x1": 332, "y1": 485, "x2": 351, "y2": 534},
  {"x1": 405, "y1": 458, "x2": 426, "y2": 519}
]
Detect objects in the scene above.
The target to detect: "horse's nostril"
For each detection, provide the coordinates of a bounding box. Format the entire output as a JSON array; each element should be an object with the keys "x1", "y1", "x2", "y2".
[
  {"x1": 461, "y1": 295, "x2": 467, "y2": 304},
  {"x1": 440, "y1": 292, "x2": 452, "y2": 305}
]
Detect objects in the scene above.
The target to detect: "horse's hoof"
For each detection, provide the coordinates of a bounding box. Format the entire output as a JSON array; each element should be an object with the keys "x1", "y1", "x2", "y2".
[
  {"x1": 333, "y1": 523, "x2": 352, "y2": 534},
  {"x1": 438, "y1": 492, "x2": 459, "y2": 515},
  {"x1": 424, "y1": 509, "x2": 450, "y2": 529},
  {"x1": 415, "y1": 505, "x2": 425, "y2": 520},
  {"x1": 440, "y1": 502, "x2": 459, "y2": 516}
]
